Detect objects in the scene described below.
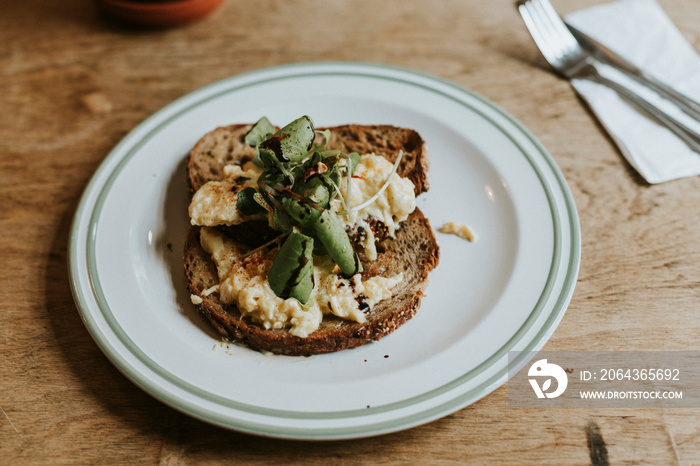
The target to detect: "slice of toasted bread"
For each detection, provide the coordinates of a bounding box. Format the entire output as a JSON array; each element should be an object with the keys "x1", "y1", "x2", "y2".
[
  {"x1": 187, "y1": 124, "x2": 430, "y2": 195},
  {"x1": 184, "y1": 210, "x2": 438, "y2": 356},
  {"x1": 184, "y1": 122, "x2": 439, "y2": 355}
]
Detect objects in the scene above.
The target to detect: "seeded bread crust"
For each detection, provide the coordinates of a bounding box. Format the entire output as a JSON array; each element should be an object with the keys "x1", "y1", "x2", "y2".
[{"x1": 184, "y1": 123, "x2": 439, "y2": 355}]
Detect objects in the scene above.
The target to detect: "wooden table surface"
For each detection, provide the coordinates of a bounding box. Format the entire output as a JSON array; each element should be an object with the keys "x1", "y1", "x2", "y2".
[{"x1": 2, "y1": 0, "x2": 699, "y2": 463}]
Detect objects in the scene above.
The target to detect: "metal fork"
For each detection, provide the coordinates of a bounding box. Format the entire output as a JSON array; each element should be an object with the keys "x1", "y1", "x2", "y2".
[{"x1": 516, "y1": 0, "x2": 700, "y2": 154}]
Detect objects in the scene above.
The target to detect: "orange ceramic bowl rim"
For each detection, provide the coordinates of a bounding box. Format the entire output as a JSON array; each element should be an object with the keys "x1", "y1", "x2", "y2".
[{"x1": 94, "y1": 0, "x2": 225, "y2": 27}]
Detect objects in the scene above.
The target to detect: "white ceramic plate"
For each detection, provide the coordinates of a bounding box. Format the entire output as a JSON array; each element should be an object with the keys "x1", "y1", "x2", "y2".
[{"x1": 69, "y1": 62, "x2": 580, "y2": 439}]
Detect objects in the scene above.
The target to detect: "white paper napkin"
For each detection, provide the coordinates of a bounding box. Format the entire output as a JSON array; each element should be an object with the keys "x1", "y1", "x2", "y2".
[{"x1": 565, "y1": 0, "x2": 700, "y2": 184}]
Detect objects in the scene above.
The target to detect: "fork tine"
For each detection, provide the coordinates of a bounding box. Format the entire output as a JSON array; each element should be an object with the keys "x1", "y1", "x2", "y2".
[
  {"x1": 517, "y1": 1, "x2": 562, "y2": 65},
  {"x1": 522, "y1": 1, "x2": 570, "y2": 62},
  {"x1": 518, "y1": 0, "x2": 583, "y2": 70},
  {"x1": 535, "y1": 0, "x2": 579, "y2": 53},
  {"x1": 528, "y1": 0, "x2": 571, "y2": 60}
]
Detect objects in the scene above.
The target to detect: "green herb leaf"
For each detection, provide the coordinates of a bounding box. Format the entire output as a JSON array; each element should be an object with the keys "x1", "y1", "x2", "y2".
[
  {"x1": 244, "y1": 117, "x2": 275, "y2": 147},
  {"x1": 281, "y1": 195, "x2": 322, "y2": 229},
  {"x1": 314, "y1": 129, "x2": 332, "y2": 152},
  {"x1": 268, "y1": 228, "x2": 315, "y2": 303},
  {"x1": 348, "y1": 152, "x2": 361, "y2": 174},
  {"x1": 236, "y1": 187, "x2": 265, "y2": 216},
  {"x1": 294, "y1": 176, "x2": 330, "y2": 208},
  {"x1": 313, "y1": 209, "x2": 363, "y2": 277},
  {"x1": 260, "y1": 116, "x2": 315, "y2": 163}
]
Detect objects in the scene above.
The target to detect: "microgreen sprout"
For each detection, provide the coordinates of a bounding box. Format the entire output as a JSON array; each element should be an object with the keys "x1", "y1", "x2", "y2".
[{"x1": 241, "y1": 116, "x2": 372, "y2": 301}]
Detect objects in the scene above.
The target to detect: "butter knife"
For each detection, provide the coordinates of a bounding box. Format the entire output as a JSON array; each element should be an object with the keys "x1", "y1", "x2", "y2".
[{"x1": 566, "y1": 22, "x2": 700, "y2": 122}]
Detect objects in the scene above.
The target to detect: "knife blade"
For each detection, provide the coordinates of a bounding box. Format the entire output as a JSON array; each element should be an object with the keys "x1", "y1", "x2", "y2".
[{"x1": 565, "y1": 21, "x2": 700, "y2": 122}]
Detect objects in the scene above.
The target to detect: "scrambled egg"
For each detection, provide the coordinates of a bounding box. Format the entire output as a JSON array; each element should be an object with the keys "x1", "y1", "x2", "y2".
[
  {"x1": 200, "y1": 228, "x2": 402, "y2": 337},
  {"x1": 334, "y1": 153, "x2": 416, "y2": 260},
  {"x1": 189, "y1": 163, "x2": 262, "y2": 226},
  {"x1": 438, "y1": 221, "x2": 476, "y2": 242},
  {"x1": 189, "y1": 152, "x2": 414, "y2": 337}
]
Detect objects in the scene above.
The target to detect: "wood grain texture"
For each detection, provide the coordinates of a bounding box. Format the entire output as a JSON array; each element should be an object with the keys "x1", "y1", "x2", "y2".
[{"x1": 1, "y1": 0, "x2": 699, "y2": 463}]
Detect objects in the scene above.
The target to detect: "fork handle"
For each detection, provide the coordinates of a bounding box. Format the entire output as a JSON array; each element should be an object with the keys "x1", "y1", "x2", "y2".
[
  {"x1": 586, "y1": 73, "x2": 700, "y2": 154},
  {"x1": 626, "y1": 69, "x2": 700, "y2": 123}
]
